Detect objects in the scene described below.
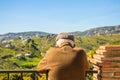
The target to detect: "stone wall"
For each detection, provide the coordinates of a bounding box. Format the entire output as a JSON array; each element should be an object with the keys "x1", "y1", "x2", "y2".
[{"x1": 90, "y1": 45, "x2": 120, "y2": 80}]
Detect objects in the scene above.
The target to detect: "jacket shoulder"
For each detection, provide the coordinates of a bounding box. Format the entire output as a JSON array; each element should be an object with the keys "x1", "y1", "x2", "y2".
[
  {"x1": 46, "y1": 47, "x2": 61, "y2": 53},
  {"x1": 73, "y1": 47, "x2": 84, "y2": 51},
  {"x1": 73, "y1": 47, "x2": 86, "y2": 54}
]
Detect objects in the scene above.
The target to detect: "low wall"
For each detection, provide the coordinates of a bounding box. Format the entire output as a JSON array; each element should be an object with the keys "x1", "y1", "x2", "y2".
[{"x1": 90, "y1": 45, "x2": 120, "y2": 80}]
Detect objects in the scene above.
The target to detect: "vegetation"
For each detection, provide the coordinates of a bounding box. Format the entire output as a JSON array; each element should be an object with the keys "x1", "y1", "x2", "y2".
[{"x1": 0, "y1": 33, "x2": 120, "y2": 79}]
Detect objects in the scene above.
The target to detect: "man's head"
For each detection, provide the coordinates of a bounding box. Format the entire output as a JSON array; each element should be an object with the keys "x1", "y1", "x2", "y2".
[
  {"x1": 56, "y1": 32, "x2": 75, "y2": 48},
  {"x1": 56, "y1": 32, "x2": 74, "y2": 41}
]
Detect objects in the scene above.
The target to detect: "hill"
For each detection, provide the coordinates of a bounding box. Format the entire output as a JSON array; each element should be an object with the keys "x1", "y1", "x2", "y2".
[
  {"x1": 0, "y1": 25, "x2": 120, "y2": 42},
  {"x1": 71, "y1": 25, "x2": 120, "y2": 36},
  {"x1": 0, "y1": 31, "x2": 51, "y2": 42},
  {"x1": 0, "y1": 33, "x2": 120, "y2": 70}
]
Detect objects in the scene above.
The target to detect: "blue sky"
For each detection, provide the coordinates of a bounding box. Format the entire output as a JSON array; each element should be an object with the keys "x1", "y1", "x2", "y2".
[{"x1": 0, "y1": 0, "x2": 120, "y2": 34}]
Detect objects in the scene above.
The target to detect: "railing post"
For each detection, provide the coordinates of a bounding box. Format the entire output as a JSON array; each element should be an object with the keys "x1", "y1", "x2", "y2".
[
  {"x1": 33, "y1": 72, "x2": 37, "y2": 80},
  {"x1": 46, "y1": 70, "x2": 48, "y2": 80},
  {"x1": 20, "y1": 73, "x2": 23, "y2": 80},
  {"x1": 8, "y1": 73, "x2": 9, "y2": 80}
]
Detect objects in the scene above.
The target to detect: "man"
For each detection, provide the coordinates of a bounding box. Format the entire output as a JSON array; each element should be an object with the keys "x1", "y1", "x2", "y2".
[{"x1": 37, "y1": 32, "x2": 89, "y2": 80}]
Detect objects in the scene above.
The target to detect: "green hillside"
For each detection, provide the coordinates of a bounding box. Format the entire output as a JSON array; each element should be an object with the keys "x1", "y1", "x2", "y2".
[
  {"x1": 76, "y1": 34, "x2": 120, "y2": 51},
  {"x1": 0, "y1": 34, "x2": 120, "y2": 70}
]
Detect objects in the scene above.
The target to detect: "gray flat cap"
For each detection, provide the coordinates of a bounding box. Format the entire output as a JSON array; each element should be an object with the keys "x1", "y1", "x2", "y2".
[{"x1": 56, "y1": 32, "x2": 74, "y2": 41}]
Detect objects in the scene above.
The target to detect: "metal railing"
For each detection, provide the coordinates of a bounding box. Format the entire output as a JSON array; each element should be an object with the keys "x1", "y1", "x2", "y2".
[
  {"x1": 0, "y1": 70, "x2": 41, "y2": 80},
  {"x1": 0, "y1": 70, "x2": 98, "y2": 80}
]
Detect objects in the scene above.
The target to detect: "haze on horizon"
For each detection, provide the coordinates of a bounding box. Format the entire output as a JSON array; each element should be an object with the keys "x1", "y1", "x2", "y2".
[{"x1": 0, "y1": 0, "x2": 120, "y2": 34}]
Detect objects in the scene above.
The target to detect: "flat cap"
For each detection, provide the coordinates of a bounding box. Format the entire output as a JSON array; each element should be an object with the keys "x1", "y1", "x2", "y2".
[{"x1": 56, "y1": 32, "x2": 74, "y2": 41}]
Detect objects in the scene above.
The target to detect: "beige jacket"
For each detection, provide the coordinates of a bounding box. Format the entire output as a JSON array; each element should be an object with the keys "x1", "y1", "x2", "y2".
[{"x1": 37, "y1": 45, "x2": 89, "y2": 80}]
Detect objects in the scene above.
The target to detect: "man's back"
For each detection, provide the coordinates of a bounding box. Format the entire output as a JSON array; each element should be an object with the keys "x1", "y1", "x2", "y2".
[{"x1": 37, "y1": 45, "x2": 89, "y2": 80}]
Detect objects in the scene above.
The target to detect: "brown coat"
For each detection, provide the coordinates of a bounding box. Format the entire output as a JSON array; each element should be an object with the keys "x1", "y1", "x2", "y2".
[{"x1": 37, "y1": 45, "x2": 89, "y2": 80}]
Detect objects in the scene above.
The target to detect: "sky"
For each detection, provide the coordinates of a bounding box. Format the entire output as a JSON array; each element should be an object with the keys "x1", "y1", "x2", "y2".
[{"x1": 0, "y1": 0, "x2": 120, "y2": 34}]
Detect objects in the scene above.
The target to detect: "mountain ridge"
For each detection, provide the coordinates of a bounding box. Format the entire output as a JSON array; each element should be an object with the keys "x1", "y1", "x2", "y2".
[
  {"x1": 71, "y1": 25, "x2": 120, "y2": 36},
  {"x1": 0, "y1": 25, "x2": 120, "y2": 42},
  {"x1": 0, "y1": 31, "x2": 50, "y2": 42}
]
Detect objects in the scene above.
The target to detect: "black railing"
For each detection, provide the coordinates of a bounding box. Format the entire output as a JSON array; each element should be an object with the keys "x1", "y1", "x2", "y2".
[
  {"x1": 0, "y1": 70, "x2": 41, "y2": 80},
  {"x1": 0, "y1": 70, "x2": 98, "y2": 80}
]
